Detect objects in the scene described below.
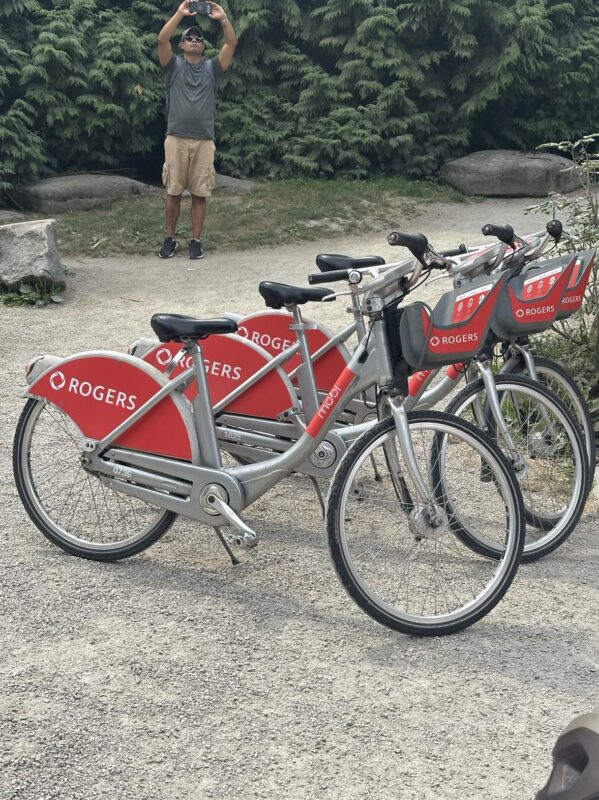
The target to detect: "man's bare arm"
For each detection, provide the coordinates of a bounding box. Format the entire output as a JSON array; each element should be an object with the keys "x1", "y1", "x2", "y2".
[
  {"x1": 158, "y1": 0, "x2": 195, "y2": 67},
  {"x1": 209, "y1": 3, "x2": 237, "y2": 71}
]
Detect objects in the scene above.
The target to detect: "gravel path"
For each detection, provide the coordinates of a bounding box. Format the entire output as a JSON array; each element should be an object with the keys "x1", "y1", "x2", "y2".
[{"x1": 2, "y1": 196, "x2": 598, "y2": 799}]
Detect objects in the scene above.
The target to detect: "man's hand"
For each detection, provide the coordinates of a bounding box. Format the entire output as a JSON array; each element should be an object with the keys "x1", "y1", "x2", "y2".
[
  {"x1": 177, "y1": 0, "x2": 197, "y2": 17},
  {"x1": 209, "y1": 2, "x2": 227, "y2": 21}
]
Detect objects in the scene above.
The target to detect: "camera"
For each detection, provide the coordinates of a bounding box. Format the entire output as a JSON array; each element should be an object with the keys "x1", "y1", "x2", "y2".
[{"x1": 188, "y1": 1, "x2": 213, "y2": 14}]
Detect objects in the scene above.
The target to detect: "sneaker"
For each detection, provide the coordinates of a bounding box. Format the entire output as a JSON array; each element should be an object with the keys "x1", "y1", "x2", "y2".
[
  {"x1": 189, "y1": 239, "x2": 204, "y2": 260},
  {"x1": 159, "y1": 237, "x2": 178, "y2": 258}
]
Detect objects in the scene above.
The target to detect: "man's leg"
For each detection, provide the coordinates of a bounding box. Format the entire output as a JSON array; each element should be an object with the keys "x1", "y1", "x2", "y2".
[
  {"x1": 159, "y1": 135, "x2": 187, "y2": 257},
  {"x1": 191, "y1": 194, "x2": 207, "y2": 240},
  {"x1": 165, "y1": 193, "x2": 182, "y2": 237},
  {"x1": 188, "y1": 139, "x2": 215, "y2": 258}
]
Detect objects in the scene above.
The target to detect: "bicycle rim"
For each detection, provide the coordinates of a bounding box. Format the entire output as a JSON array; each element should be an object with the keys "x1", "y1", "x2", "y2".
[
  {"x1": 446, "y1": 376, "x2": 587, "y2": 560},
  {"x1": 14, "y1": 399, "x2": 175, "y2": 559},
  {"x1": 327, "y1": 412, "x2": 524, "y2": 636}
]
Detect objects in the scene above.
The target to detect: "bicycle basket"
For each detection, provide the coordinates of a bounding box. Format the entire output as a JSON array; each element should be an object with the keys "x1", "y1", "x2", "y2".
[
  {"x1": 555, "y1": 248, "x2": 596, "y2": 321},
  {"x1": 491, "y1": 253, "x2": 574, "y2": 339},
  {"x1": 399, "y1": 272, "x2": 505, "y2": 370}
]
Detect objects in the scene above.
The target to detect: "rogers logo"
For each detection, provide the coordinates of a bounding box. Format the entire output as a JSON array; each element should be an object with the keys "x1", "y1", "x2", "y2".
[
  {"x1": 49, "y1": 370, "x2": 66, "y2": 390},
  {"x1": 430, "y1": 333, "x2": 478, "y2": 348},
  {"x1": 155, "y1": 348, "x2": 172, "y2": 366},
  {"x1": 237, "y1": 326, "x2": 293, "y2": 353},
  {"x1": 51, "y1": 375, "x2": 137, "y2": 411},
  {"x1": 562, "y1": 294, "x2": 583, "y2": 305},
  {"x1": 516, "y1": 305, "x2": 555, "y2": 318}
]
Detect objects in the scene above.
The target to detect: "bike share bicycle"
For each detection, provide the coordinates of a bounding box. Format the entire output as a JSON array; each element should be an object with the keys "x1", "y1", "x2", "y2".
[
  {"x1": 128, "y1": 218, "x2": 594, "y2": 562},
  {"x1": 14, "y1": 247, "x2": 527, "y2": 636}
]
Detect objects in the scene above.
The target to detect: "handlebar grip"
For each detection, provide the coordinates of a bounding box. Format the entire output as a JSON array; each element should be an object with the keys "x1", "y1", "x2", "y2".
[
  {"x1": 481, "y1": 223, "x2": 515, "y2": 244},
  {"x1": 440, "y1": 243, "x2": 468, "y2": 257},
  {"x1": 387, "y1": 230, "x2": 428, "y2": 255},
  {"x1": 546, "y1": 219, "x2": 563, "y2": 240},
  {"x1": 308, "y1": 269, "x2": 350, "y2": 284}
]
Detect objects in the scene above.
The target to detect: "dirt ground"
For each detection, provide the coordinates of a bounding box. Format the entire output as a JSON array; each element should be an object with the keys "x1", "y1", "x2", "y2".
[{"x1": 1, "y1": 195, "x2": 598, "y2": 799}]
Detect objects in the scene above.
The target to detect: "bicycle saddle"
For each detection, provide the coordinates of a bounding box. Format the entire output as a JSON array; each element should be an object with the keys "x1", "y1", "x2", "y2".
[
  {"x1": 259, "y1": 281, "x2": 334, "y2": 309},
  {"x1": 315, "y1": 254, "x2": 386, "y2": 272},
  {"x1": 536, "y1": 714, "x2": 599, "y2": 799},
  {"x1": 150, "y1": 313, "x2": 238, "y2": 342}
]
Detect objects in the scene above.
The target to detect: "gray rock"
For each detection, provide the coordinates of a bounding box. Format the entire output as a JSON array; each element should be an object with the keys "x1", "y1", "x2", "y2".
[
  {"x1": 0, "y1": 210, "x2": 25, "y2": 224},
  {"x1": 439, "y1": 150, "x2": 582, "y2": 197},
  {"x1": 0, "y1": 219, "x2": 66, "y2": 291},
  {"x1": 11, "y1": 174, "x2": 160, "y2": 213},
  {"x1": 214, "y1": 173, "x2": 254, "y2": 193}
]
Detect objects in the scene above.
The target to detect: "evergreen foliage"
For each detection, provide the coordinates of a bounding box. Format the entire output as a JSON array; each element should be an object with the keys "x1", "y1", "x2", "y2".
[{"x1": 2, "y1": 0, "x2": 599, "y2": 190}]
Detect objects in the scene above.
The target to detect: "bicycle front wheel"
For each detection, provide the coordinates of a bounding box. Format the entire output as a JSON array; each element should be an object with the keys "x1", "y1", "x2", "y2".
[
  {"x1": 326, "y1": 411, "x2": 525, "y2": 637},
  {"x1": 445, "y1": 375, "x2": 588, "y2": 562},
  {"x1": 13, "y1": 399, "x2": 177, "y2": 560}
]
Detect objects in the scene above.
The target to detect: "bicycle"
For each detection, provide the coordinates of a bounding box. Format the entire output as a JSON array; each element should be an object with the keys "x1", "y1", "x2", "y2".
[
  {"x1": 124, "y1": 220, "x2": 592, "y2": 561},
  {"x1": 14, "y1": 251, "x2": 526, "y2": 636}
]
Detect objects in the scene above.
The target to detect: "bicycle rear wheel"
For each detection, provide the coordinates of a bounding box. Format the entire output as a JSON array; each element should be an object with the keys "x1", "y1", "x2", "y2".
[
  {"x1": 326, "y1": 411, "x2": 525, "y2": 636},
  {"x1": 13, "y1": 399, "x2": 176, "y2": 560},
  {"x1": 444, "y1": 375, "x2": 588, "y2": 562}
]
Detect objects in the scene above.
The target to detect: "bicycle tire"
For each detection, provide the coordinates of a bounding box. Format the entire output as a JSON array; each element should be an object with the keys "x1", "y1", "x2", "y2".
[
  {"x1": 326, "y1": 410, "x2": 525, "y2": 636},
  {"x1": 13, "y1": 399, "x2": 177, "y2": 561},
  {"x1": 501, "y1": 353, "x2": 596, "y2": 494},
  {"x1": 443, "y1": 374, "x2": 588, "y2": 562}
]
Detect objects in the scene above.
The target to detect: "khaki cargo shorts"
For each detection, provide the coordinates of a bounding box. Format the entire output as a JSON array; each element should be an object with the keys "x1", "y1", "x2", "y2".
[{"x1": 162, "y1": 135, "x2": 216, "y2": 197}]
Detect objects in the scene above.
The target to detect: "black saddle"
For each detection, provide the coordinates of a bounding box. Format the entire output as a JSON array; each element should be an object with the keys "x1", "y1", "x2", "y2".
[
  {"x1": 151, "y1": 313, "x2": 238, "y2": 342},
  {"x1": 259, "y1": 281, "x2": 334, "y2": 309},
  {"x1": 315, "y1": 254, "x2": 386, "y2": 272}
]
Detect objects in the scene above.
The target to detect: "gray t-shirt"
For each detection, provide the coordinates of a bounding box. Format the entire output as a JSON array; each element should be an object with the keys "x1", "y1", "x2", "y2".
[{"x1": 163, "y1": 55, "x2": 223, "y2": 140}]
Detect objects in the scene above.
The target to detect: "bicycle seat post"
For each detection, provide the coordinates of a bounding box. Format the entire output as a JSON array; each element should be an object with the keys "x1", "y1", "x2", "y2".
[
  {"x1": 184, "y1": 338, "x2": 222, "y2": 469},
  {"x1": 287, "y1": 304, "x2": 320, "y2": 422}
]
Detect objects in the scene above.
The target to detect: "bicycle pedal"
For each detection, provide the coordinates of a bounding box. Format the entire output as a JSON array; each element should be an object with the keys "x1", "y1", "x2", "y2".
[
  {"x1": 221, "y1": 528, "x2": 259, "y2": 550},
  {"x1": 205, "y1": 491, "x2": 259, "y2": 548}
]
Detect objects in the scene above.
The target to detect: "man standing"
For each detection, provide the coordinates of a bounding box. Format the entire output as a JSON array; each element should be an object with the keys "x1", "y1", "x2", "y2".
[{"x1": 157, "y1": 0, "x2": 237, "y2": 260}]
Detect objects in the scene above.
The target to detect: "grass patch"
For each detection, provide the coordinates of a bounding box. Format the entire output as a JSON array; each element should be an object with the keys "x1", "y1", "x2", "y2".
[{"x1": 22, "y1": 177, "x2": 463, "y2": 258}]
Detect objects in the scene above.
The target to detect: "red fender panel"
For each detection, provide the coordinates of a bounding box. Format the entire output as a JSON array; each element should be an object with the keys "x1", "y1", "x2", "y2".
[
  {"x1": 142, "y1": 335, "x2": 295, "y2": 420},
  {"x1": 26, "y1": 353, "x2": 194, "y2": 460},
  {"x1": 236, "y1": 310, "x2": 349, "y2": 392}
]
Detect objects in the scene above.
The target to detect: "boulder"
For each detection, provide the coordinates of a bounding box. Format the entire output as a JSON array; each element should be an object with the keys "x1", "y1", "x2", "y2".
[
  {"x1": 0, "y1": 219, "x2": 66, "y2": 291},
  {"x1": 0, "y1": 210, "x2": 25, "y2": 224},
  {"x1": 11, "y1": 174, "x2": 160, "y2": 213},
  {"x1": 439, "y1": 150, "x2": 582, "y2": 197},
  {"x1": 214, "y1": 173, "x2": 254, "y2": 193}
]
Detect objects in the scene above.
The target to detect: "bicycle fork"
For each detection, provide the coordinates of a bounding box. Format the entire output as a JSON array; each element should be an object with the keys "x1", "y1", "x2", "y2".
[{"x1": 386, "y1": 397, "x2": 447, "y2": 537}]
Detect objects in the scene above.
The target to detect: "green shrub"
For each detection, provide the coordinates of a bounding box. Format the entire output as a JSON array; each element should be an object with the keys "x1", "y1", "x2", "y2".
[{"x1": 2, "y1": 0, "x2": 599, "y2": 189}]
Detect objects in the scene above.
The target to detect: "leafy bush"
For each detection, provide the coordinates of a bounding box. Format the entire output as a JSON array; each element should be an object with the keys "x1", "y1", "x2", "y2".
[
  {"x1": 2, "y1": 0, "x2": 599, "y2": 189},
  {"x1": 528, "y1": 133, "x2": 599, "y2": 435}
]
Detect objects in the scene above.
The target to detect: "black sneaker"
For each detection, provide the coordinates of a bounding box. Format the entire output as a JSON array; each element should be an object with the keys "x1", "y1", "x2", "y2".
[
  {"x1": 189, "y1": 239, "x2": 204, "y2": 260},
  {"x1": 159, "y1": 237, "x2": 178, "y2": 258}
]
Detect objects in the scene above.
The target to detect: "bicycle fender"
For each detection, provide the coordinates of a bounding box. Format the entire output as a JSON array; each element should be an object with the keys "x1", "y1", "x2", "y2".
[
  {"x1": 236, "y1": 310, "x2": 350, "y2": 392},
  {"x1": 141, "y1": 334, "x2": 299, "y2": 420},
  {"x1": 24, "y1": 351, "x2": 198, "y2": 461}
]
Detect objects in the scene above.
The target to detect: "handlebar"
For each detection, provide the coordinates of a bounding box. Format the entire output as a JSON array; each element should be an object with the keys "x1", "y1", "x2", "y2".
[
  {"x1": 387, "y1": 231, "x2": 428, "y2": 255},
  {"x1": 441, "y1": 243, "x2": 468, "y2": 258},
  {"x1": 482, "y1": 223, "x2": 515, "y2": 245},
  {"x1": 308, "y1": 269, "x2": 350, "y2": 285}
]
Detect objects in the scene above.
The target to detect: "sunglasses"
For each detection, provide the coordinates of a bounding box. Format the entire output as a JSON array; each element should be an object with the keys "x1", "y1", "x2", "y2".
[{"x1": 183, "y1": 36, "x2": 203, "y2": 42}]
